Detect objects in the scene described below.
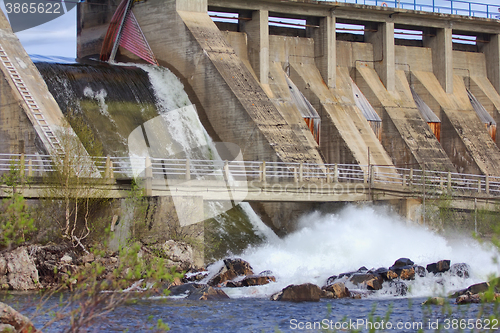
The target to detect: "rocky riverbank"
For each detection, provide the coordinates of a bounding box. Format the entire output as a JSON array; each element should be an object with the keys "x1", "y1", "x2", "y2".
[
  {"x1": 0, "y1": 247, "x2": 498, "y2": 331},
  {"x1": 0, "y1": 240, "x2": 200, "y2": 292}
]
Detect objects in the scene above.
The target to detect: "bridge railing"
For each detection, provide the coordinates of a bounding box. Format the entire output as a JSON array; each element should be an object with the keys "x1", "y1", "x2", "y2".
[
  {"x1": 373, "y1": 165, "x2": 500, "y2": 195},
  {"x1": 1, "y1": 153, "x2": 499, "y2": 197},
  {"x1": 320, "y1": 0, "x2": 500, "y2": 19}
]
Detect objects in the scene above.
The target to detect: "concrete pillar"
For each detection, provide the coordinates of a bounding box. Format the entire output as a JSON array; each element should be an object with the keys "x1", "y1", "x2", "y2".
[
  {"x1": 478, "y1": 34, "x2": 500, "y2": 95},
  {"x1": 423, "y1": 27, "x2": 453, "y2": 94},
  {"x1": 307, "y1": 15, "x2": 336, "y2": 89},
  {"x1": 365, "y1": 22, "x2": 395, "y2": 91},
  {"x1": 176, "y1": 0, "x2": 207, "y2": 12},
  {"x1": 241, "y1": 10, "x2": 269, "y2": 84}
]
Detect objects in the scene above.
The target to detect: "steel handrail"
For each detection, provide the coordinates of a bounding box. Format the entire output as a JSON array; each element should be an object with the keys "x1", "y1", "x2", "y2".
[
  {"x1": 320, "y1": 0, "x2": 500, "y2": 19},
  {"x1": 0, "y1": 153, "x2": 499, "y2": 197}
]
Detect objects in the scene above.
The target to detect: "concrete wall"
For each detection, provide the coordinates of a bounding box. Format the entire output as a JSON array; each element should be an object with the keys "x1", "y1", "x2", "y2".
[
  {"x1": 132, "y1": 1, "x2": 323, "y2": 166},
  {"x1": 0, "y1": 69, "x2": 39, "y2": 154},
  {"x1": 0, "y1": 10, "x2": 70, "y2": 155},
  {"x1": 354, "y1": 64, "x2": 455, "y2": 171},
  {"x1": 412, "y1": 71, "x2": 500, "y2": 176}
]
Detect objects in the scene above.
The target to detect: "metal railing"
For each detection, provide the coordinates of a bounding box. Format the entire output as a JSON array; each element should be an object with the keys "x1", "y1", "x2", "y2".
[
  {"x1": 320, "y1": 0, "x2": 500, "y2": 19},
  {"x1": 0, "y1": 153, "x2": 499, "y2": 197}
]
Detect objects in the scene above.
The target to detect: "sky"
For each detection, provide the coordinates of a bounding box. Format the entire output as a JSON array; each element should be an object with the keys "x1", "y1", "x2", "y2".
[{"x1": 0, "y1": 0, "x2": 498, "y2": 59}]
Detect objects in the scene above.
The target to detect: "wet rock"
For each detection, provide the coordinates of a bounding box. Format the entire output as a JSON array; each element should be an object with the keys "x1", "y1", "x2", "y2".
[
  {"x1": 0, "y1": 302, "x2": 40, "y2": 332},
  {"x1": 459, "y1": 292, "x2": 500, "y2": 304},
  {"x1": 322, "y1": 282, "x2": 350, "y2": 299},
  {"x1": 422, "y1": 297, "x2": 446, "y2": 306},
  {"x1": 357, "y1": 266, "x2": 368, "y2": 273},
  {"x1": 386, "y1": 281, "x2": 408, "y2": 296},
  {"x1": 240, "y1": 275, "x2": 276, "y2": 287},
  {"x1": 399, "y1": 267, "x2": 415, "y2": 280},
  {"x1": 349, "y1": 273, "x2": 383, "y2": 290},
  {"x1": 426, "y1": 260, "x2": 450, "y2": 274},
  {"x1": 271, "y1": 283, "x2": 321, "y2": 302},
  {"x1": 225, "y1": 281, "x2": 242, "y2": 288},
  {"x1": 372, "y1": 267, "x2": 388, "y2": 275},
  {"x1": 393, "y1": 258, "x2": 414, "y2": 267},
  {"x1": 4, "y1": 247, "x2": 39, "y2": 290},
  {"x1": 167, "y1": 283, "x2": 229, "y2": 300},
  {"x1": 208, "y1": 258, "x2": 253, "y2": 286},
  {"x1": 456, "y1": 293, "x2": 482, "y2": 304},
  {"x1": 326, "y1": 275, "x2": 338, "y2": 285},
  {"x1": 384, "y1": 270, "x2": 399, "y2": 281},
  {"x1": 371, "y1": 267, "x2": 397, "y2": 281},
  {"x1": 349, "y1": 290, "x2": 372, "y2": 299},
  {"x1": 449, "y1": 263, "x2": 470, "y2": 278},
  {"x1": 168, "y1": 283, "x2": 203, "y2": 297},
  {"x1": 338, "y1": 271, "x2": 357, "y2": 279},
  {"x1": 182, "y1": 269, "x2": 209, "y2": 283},
  {"x1": 415, "y1": 265, "x2": 426, "y2": 278},
  {"x1": 450, "y1": 282, "x2": 490, "y2": 298},
  {"x1": 187, "y1": 285, "x2": 230, "y2": 301}
]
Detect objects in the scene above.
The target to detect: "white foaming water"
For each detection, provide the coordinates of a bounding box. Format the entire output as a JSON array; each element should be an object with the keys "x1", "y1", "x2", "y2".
[
  {"x1": 129, "y1": 64, "x2": 273, "y2": 238},
  {"x1": 220, "y1": 205, "x2": 499, "y2": 299}
]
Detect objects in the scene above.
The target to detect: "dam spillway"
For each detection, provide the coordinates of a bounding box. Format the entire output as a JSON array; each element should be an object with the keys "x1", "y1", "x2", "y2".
[{"x1": 77, "y1": 0, "x2": 500, "y2": 177}]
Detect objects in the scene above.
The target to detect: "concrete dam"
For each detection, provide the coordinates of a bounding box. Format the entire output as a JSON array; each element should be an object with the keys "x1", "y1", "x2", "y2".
[
  {"x1": 1, "y1": 0, "x2": 500, "y2": 232},
  {"x1": 75, "y1": 0, "x2": 500, "y2": 176}
]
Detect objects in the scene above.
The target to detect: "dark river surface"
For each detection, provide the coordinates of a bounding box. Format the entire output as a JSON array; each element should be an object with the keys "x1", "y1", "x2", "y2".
[{"x1": 2, "y1": 292, "x2": 498, "y2": 332}]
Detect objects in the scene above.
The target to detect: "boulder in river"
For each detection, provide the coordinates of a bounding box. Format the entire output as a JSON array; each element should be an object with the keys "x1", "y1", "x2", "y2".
[
  {"x1": 392, "y1": 258, "x2": 414, "y2": 267},
  {"x1": 399, "y1": 267, "x2": 415, "y2": 281},
  {"x1": 449, "y1": 263, "x2": 470, "y2": 279},
  {"x1": 208, "y1": 258, "x2": 254, "y2": 286},
  {"x1": 240, "y1": 275, "x2": 276, "y2": 287},
  {"x1": 271, "y1": 283, "x2": 321, "y2": 302},
  {"x1": 422, "y1": 297, "x2": 446, "y2": 306},
  {"x1": 322, "y1": 282, "x2": 350, "y2": 299},
  {"x1": 450, "y1": 282, "x2": 490, "y2": 298},
  {"x1": 187, "y1": 285, "x2": 230, "y2": 300},
  {"x1": 349, "y1": 273, "x2": 384, "y2": 290},
  {"x1": 325, "y1": 275, "x2": 338, "y2": 285},
  {"x1": 386, "y1": 281, "x2": 408, "y2": 296},
  {"x1": 426, "y1": 260, "x2": 450, "y2": 274},
  {"x1": 415, "y1": 265, "x2": 426, "y2": 278},
  {"x1": 168, "y1": 283, "x2": 229, "y2": 300},
  {"x1": 0, "y1": 302, "x2": 40, "y2": 332}
]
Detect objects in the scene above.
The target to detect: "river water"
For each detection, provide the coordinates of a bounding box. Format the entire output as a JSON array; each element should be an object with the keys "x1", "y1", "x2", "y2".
[{"x1": 2, "y1": 288, "x2": 498, "y2": 332}]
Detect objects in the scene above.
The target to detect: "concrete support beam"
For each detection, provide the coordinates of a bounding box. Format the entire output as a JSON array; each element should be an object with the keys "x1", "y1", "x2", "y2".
[
  {"x1": 478, "y1": 34, "x2": 500, "y2": 95},
  {"x1": 306, "y1": 14, "x2": 336, "y2": 89},
  {"x1": 176, "y1": 0, "x2": 207, "y2": 12},
  {"x1": 241, "y1": 10, "x2": 269, "y2": 84},
  {"x1": 423, "y1": 27, "x2": 453, "y2": 94},
  {"x1": 365, "y1": 22, "x2": 395, "y2": 92}
]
